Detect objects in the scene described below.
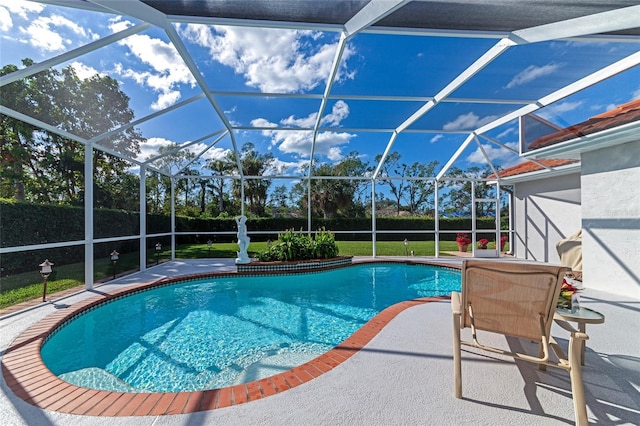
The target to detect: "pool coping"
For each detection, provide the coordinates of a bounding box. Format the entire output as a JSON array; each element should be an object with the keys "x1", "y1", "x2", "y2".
[{"x1": 1, "y1": 260, "x2": 458, "y2": 417}]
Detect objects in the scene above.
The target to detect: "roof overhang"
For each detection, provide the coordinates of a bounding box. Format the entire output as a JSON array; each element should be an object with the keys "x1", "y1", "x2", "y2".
[
  {"x1": 498, "y1": 162, "x2": 581, "y2": 184},
  {"x1": 523, "y1": 120, "x2": 640, "y2": 161}
]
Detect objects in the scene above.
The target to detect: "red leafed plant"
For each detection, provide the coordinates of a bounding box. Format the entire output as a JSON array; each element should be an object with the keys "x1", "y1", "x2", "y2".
[
  {"x1": 477, "y1": 238, "x2": 489, "y2": 249},
  {"x1": 500, "y1": 235, "x2": 509, "y2": 251},
  {"x1": 456, "y1": 233, "x2": 471, "y2": 245}
]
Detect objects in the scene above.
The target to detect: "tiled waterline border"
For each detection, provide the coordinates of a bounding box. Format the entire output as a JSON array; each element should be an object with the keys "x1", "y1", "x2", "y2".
[
  {"x1": 236, "y1": 256, "x2": 353, "y2": 273},
  {"x1": 2, "y1": 261, "x2": 458, "y2": 417}
]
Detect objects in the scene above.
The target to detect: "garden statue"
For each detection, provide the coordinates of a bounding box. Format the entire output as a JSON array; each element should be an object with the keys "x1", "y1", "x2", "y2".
[{"x1": 235, "y1": 215, "x2": 251, "y2": 264}]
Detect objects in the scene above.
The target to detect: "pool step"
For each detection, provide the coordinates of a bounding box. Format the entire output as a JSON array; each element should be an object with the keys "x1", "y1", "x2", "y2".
[
  {"x1": 59, "y1": 367, "x2": 144, "y2": 393},
  {"x1": 232, "y1": 351, "x2": 322, "y2": 384}
]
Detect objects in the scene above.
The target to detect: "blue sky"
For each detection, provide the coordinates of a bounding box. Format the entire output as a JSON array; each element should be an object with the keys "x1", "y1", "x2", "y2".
[{"x1": 1, "y1": 0, "x2": 639, "y2": 181}]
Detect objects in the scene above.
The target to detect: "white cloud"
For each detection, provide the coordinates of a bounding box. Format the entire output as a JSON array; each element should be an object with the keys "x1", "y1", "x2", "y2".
[
  {"x1": 152, "y1": 90, "x2": 182, "y2": 110},
  {"x1": 537, "y1": 100, "x2": 584, "y2": 120},
  {"x1": 251, "y1": 118, "x2": 278, "y2": 129},
  {"x1": 0, "y1": 6, "x2": 11, "y2": 32},
  {"x1": 281, "y1": 111, "x2": 317, "y2": 128},
  {"x1": 506, "y1": 63, "x2": 561, "y2": 89},
  {"x1": 549, "y1": 100, "x2": 584, "y2": 114},
  {"x1": 204, "y1": 147, "x2": 233, "y2": 161},
  {"x1": 178, "y1": 144, "x2": 232, "y2": 162},
  {"x1": 466, "y1": 142, "x2": 519, "y2": 165},
  {"x1": 0, "y1": 0, "x2": 43, "y2": 17},
  {"x1": 251, "y1": 101, "x2": 356, "y2": 159},
  {"x1": 0, "y1": 0, "x2": 43, "y2": 31},
  {"x1": 443, "y1": 112, "x2": 500, "y2": 131},
  {"x1": 430, "y1": 134, "x2": 443, "y2": 143},
  {"x1": 326, "y1": 146, "x2": 343, "y2": 161},
  {"x1": 181, "y1": 24, "x2": 354, "y2": 93},
  {"x1": 70, "y1": 61, "x2": 100, "y2": 79},
  {"x1": 321, "y1": 100, "x2": 350, "y2": 126},
  {"x1": 280, "y1": 100, "x2": 350, "y2": 129},
  {"x1": 22, "y1": 18, "x2": 64, "y2": 51},
  {"x1": 20, "y1": 14, "x2": 89, "y2": 52},
  {"x1": 1, "y1": 3, "x2": 100, "y2": 54},
  {"x1": 113, "y1": 33, "x2": 196, "y2": 110},
  {"x1": 108, "y1": 16, "x2": 133, "y2": 33},
  {"x1": 631, "y1": 87, "x2": 640, "y2": 101},
  {"x1": 267, "y1": 158, "x2": 308, "y2": 175},
  {"x1": 590, "y1": 103, "x2": 617, "y2": 113},
  {"x1": 257, "y1": 126, "x2": 356, "y2": 160},
  {"x1": 495, "y1": 126, "x2": 517, "y2": 140},
  {"x1": 137, "y1": 137, "x2": 175, "y2": 161}
]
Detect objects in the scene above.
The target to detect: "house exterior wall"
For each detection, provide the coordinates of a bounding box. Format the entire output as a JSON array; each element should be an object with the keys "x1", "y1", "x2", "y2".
[
  {"x1": 513, "y1": 173, "x2": 581, "y2": 265},
  {"x1": 581, "y1": 139, "x2": 640, "y2": 298}
]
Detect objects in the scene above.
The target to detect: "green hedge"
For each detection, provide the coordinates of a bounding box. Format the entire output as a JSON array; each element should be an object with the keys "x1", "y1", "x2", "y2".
[
  {"x1": 1, "y1": 200, "x2": 507, "y2": 275},
  {"x1": 177, "y1": 217, "x2": 502, "y2": 243}
]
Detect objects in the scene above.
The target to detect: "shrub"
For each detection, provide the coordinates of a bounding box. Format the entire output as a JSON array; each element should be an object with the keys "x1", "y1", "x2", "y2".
[
  {"x1": 313, "y1": 228, "x2": 339, "y2": 259},
  {"x1": 257, "y1": 228, "x2": 339, "y2": 262}
]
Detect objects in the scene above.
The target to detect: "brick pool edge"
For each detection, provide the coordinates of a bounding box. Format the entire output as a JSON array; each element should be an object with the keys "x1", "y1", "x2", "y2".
[{"x1": 2, "y1": 261, "x2": 456, "y2": 416}]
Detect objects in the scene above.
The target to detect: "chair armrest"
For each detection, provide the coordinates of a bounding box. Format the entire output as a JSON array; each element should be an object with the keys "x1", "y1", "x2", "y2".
[
  {"x1": 451, "y1": 291, "x2": 461, "y2": 315},
  {"x1": 554, "y1": 319, "x2": 589, "y2": 341}
]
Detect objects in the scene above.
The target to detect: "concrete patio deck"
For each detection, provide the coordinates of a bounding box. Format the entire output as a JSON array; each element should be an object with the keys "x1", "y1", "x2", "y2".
[{"x1": 1, "y1": 257, "x2": 639, "y2": 425}]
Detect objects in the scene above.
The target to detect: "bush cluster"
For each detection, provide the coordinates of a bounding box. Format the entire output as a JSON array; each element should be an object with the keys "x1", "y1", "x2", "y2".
[{"x1": 257, "y1": 228, "x2": 339, "y2": 262}]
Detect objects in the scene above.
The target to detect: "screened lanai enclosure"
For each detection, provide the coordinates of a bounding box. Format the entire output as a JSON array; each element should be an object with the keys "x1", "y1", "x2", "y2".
[{"x1": 1, "y1": 1, "x2": 639, "y2": 290}]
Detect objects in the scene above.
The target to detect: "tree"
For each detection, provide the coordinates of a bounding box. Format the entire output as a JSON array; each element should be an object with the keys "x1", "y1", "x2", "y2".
[
  {"x1": 406, "y1": 160, "x2": 438, "y2": 215},
  {"x1": 442, "y1": 166, "x2": 495, "y2": 216},
  {"x1": 228, "y1": 142, "x2": 274, "y2": 216},
  {"x1": 111, "y1": 172, "x2": 140, "y2": 211},
  {"x1": 269, "y1": 184, "x2": 290, "y2": 216},
  {"x1": 147, "y1": 143, "x2": 203, "y2": 215},
  {"x1": 206, "y1": 157, "x2": 235, "y2": 215},
  {"x1": 374, "y1": 151, "x2": 408, "y2": 215},
  {"x1": 295, "y1": 151, "x2": 369, "y2": 218},
  {"x1": 1, "y1": 59, "x2": 143, "y2": 207},
  {"x1": 0, "y1": 63, "x2": 32, "y2": 200},
  {"x1": 146, "y1": 170, "x2": 169, "y2": 215}
]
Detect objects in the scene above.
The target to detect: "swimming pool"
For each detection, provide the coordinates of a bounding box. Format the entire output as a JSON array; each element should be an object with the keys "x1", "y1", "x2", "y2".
[{"x1": 41, "y1": 262, "x2": 460, "y2": 393}]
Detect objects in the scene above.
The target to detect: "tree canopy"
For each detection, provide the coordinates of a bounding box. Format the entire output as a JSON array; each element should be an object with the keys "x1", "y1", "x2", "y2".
[{"x1": 1, "y1": 59, "x2": 143, "y2": 206}]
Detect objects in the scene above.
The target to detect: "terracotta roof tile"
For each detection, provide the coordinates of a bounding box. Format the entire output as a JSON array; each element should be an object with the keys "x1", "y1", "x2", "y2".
[
  {"x1": 528, "y1": 99, "x2": 640, "y2": 150},
  {"x1": 591, "y1": 98, "x2": 640, "y2": 119},
  {"x1": 489, "y1": 159, "x2": 578, "y2": 179}
]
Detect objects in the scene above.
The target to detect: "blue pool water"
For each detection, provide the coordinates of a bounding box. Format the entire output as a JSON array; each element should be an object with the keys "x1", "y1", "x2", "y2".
[{"x1": 41, "y1": 263, "x2": 460, "y2": 393}]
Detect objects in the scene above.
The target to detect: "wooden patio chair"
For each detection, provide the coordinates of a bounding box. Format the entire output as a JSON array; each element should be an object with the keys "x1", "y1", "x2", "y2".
[{"x1": 451, "y1": 260, "x2": 589, "y2": 425}]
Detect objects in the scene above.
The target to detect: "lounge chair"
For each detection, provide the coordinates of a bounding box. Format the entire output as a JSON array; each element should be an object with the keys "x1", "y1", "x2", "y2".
[{"x1": 451, "y1": 260, "x2": 589, "y2": 425}]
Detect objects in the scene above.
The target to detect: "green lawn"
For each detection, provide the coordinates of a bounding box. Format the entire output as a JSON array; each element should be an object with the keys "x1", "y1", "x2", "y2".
[
  {"x1": 0, "y1": 240, "x2": 479, "y2": 309},
  {"x1": 336, "y1": 240, "x2": 462, "y2": 256},
  {"x1": 0, "y1": 251, "x2": 146, "y2": 309}
]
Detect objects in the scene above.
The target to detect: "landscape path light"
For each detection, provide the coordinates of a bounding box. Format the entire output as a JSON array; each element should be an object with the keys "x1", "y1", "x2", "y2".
[
  {"x1": 155, "y1": 242, "x2": 162, "y2": 265},
  {"x1": 110, "y1": 250, "x2": 119, "y2": 279},
  {"x1": 207, "y1": 240, "x2": 212, "y2": 258},
  {"x1": 39, "y1": 259, "x2": 54, "y2": 302},
  {"x1": 404, "y1": 238, "x2": 409, "y2": 256}
]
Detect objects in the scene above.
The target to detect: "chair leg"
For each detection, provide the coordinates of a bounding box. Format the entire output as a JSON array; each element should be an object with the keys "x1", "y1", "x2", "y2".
[
  {"x1": 569, "y1": 336, "x2": 588, "y2": 426},
  {"x1": 538, "y1": 341, "x2": 547, "y2": 371},
  {"x1": 453, "y1": 312, "x2": 462, "y2": 398}
]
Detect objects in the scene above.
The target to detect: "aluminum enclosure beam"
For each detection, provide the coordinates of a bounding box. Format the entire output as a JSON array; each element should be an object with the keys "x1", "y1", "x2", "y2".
[{"x1": 512, "y1": 5, "x2": 640, "y2": 43}]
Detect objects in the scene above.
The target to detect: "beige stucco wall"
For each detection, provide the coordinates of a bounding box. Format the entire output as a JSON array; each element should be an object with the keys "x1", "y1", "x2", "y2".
[
  {"x1": 581, "y1": 139, "x2": 640, "y2": 298},
  {"x1": 513, "y1": 173, "x2": 582, "y2": 265}
]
